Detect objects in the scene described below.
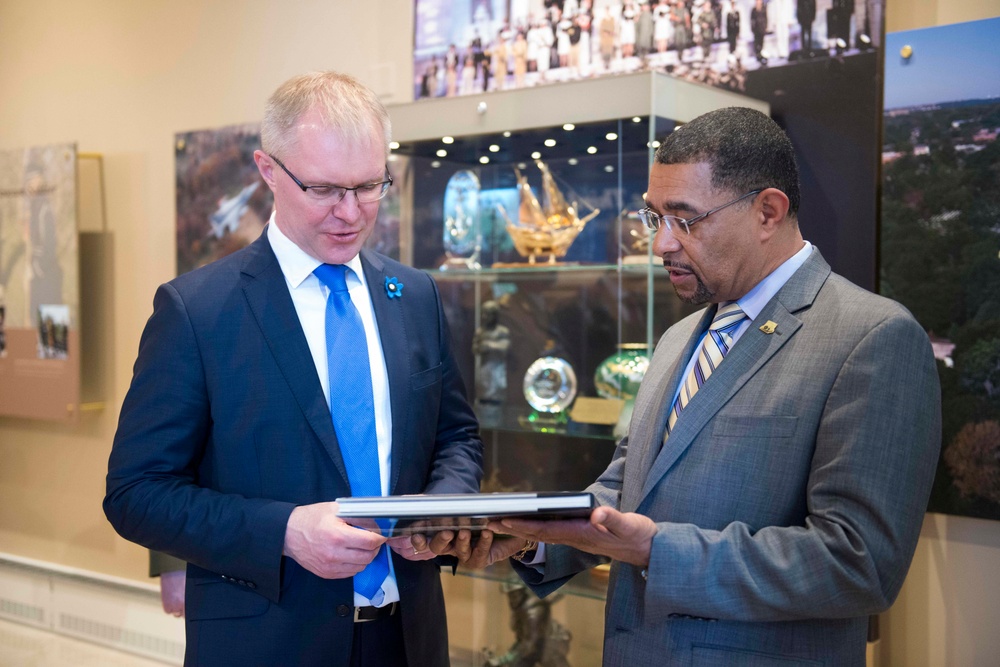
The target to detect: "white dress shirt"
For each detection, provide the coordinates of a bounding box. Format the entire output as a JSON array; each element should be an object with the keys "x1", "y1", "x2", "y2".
[{"x1": 267, "y1": 216, "x2": 399, "y2": 606}]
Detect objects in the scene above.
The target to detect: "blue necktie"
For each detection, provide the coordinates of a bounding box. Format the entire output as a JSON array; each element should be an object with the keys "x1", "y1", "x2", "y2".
[{"x1": 313, "y1": 263, "x2": 388, "y2": 604}]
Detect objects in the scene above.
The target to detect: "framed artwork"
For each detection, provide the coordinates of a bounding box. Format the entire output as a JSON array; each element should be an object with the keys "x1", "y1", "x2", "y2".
[{"x1": 881, "y1": 17, "x2": 1000, "y2": 520}]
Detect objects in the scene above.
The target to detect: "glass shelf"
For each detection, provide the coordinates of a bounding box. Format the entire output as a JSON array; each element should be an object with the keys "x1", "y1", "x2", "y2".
[
  {"x1": 451, "y1": 559, "x2": 610, "y2": 602},
  {"x1": 476, "y1": 404, "x2": 617, "y2": 442},
  {"x1": 429, "y1": 261, "x2": 665, "y2": 280}
]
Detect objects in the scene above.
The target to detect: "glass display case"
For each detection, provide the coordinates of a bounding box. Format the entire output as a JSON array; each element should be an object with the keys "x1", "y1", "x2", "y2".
[{"x1": 387, "y1": 72, "x2": 768, "y2": 666}]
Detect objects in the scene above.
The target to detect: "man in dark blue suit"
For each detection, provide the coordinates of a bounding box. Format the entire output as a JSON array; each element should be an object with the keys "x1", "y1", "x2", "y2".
[{"x1": 105, "y1": 71, "x2": 483, "y2": 667}]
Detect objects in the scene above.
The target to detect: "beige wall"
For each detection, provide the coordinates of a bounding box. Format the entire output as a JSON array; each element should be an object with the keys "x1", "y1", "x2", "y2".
[
  {"x1": 0, "y1": 0, "x2": 414, "y2": 577},
  {"x1": 0, "y1": 0, "x2": 998, "y2": 664}
]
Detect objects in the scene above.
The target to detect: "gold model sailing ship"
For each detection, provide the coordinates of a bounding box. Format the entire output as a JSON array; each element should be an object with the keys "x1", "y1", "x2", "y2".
[{"x1": 498, "y1": 161, "x2": 599, "y2": 264}]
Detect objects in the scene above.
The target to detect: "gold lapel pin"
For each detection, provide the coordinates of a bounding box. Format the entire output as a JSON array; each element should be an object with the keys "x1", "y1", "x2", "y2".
[{"x1": 759, "y1": 321, "x2": 777, "y2": 334}]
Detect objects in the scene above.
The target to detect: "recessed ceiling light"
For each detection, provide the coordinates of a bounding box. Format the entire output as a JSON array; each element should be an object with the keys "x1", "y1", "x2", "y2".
[
  {"x1": 479, "y1": 156, "x2": 490, "y2": 164},
  {"x1": 563, "y1": 123, "x2": 575, "y2": 131},
  {"x1": 442, "y1": 136, "x2": 455, "y2": 144},
  {"x1": 568, "y1": 158, "x2": 578, "y2": 165},
  {"x1": 531, "y1": 151, "x2": 542, "y2": 159},
  {"x1": 544, "y1": 139, "x2": 556, "y2": 147},
  {"x1": 517, "y1": 163, "x2": 527, "y2": 170},
  {"x1": 604, "y1": 165, "x2": 615, "y2": 172},
  {"x1": 431, "y1": 160, "x2": 441, "y2": 168},
  {"x1": 436, "y1": 149, "x2": 447, "y2": 157},
  {"x1": 587, "y1": 146, "x2": 597, "y2": 154},
  {"x1": 632, "y1": 117, "x2": 642, "y2": 123},
  {"x1": 606, "y1": 132, "x2": 618, "y2": 141},
  {"x1": 389, "y1": 141, "x2": 400, "y2": 150},
  {"x1": 503, "y1": 131, "x2": 511, "y2": 137},
  {"x1": 489, "y1": 144, "x2": 500, "y2": 152}
]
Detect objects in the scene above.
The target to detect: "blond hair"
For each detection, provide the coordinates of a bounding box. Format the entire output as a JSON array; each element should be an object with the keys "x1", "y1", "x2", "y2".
[{"x1": 260, "y1": 71, "x2": 391, "y2": 159}]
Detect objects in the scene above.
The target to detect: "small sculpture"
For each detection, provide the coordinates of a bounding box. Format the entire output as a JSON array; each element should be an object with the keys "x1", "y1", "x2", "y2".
[
  {"x1": 441, "y1": 170, "x2": 482, "y2": 270},
  {"x1": 481, "y1": 582, "x2": 571, "y2": 667},
  {"x1": 473, "y1": 300, "x2": 511, "y2": 405}
]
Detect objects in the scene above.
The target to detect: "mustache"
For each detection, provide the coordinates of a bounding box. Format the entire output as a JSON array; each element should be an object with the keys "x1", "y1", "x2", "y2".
[{"x1": 662, "y1": 261, "x2": 695, "y2": 273}]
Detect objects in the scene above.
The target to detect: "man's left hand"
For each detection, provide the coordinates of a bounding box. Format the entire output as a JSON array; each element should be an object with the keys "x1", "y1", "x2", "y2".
[
  {"x1": 159, "y1": 569, "x2": 186, "y2": 617},
  {"x1": 488, "y1": 506, "x2": 657, "y2": 567}
]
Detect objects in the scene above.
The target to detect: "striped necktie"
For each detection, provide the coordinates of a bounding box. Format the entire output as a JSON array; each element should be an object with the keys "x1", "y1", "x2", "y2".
[
  {"x1": 666, "y1": 302, "x2": 747, "y2": 436},
  {"x1": 313, "y1": 263, "x2": 388, "y2": 604}
]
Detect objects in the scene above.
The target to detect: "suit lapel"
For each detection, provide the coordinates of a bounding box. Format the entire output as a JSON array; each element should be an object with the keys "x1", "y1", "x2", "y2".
[
  {"x1": 620, "y1": 310, "x2": 709, "y2": 513},
  {"x1": 635, "y1": 250, "x2": 832, "y2": 507},
  {"x1": 359, "y1": 250, "x2": 410, "y2": 495},
  {"x1": 240, "y1": 231, "x2": 350, "y2": 486}
]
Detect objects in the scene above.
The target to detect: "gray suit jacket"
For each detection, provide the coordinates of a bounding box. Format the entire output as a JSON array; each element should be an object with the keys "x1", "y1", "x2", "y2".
[{"x1": 516, "y1": 250, "x2": 941, "y2": 666}]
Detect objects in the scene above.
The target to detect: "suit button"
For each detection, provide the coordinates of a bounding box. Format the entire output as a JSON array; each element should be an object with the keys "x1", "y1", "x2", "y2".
[
  {"x1": 247, "y1": 581, "x2": 257, "y2": 589},
  {"x1": 336, "y1": 605, "x2": 351, "y2": 617}
]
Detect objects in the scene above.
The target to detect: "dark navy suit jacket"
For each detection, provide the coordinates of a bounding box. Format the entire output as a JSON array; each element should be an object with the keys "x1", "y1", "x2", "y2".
[{"x1": 105, "y1": 230, "x2": 482, "y2": 666}]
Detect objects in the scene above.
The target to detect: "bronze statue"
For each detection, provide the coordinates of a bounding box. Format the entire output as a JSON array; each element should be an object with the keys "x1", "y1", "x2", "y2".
[
  {"x1": 482, "y1": 582, "x2": 571, "y2": 667},
  {"x1": 473, "y1": 300, "x2": 511, "y2": 405}
]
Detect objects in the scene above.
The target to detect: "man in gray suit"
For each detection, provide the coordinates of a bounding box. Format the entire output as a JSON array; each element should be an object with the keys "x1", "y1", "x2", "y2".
[{"x1": 442, "y1": 106, "x2": 941, "y2": 666}]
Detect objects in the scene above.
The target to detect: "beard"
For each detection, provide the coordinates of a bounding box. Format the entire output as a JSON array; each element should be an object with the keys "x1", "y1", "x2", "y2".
[{"x1": 664, "y1": 261, "x2": 715, "y2": 305}]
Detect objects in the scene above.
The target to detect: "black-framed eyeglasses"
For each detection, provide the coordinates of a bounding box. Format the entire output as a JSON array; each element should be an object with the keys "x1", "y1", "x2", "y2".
[
  {"x1": 637, "y1": 189, "x2": 763, "y2": 235},
  {"x1": 269, "y1": 154, "x2": 392, "y2": 204}
]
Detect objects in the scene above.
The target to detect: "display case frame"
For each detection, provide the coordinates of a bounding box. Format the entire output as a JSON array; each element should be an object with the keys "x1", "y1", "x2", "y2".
[{"x1": 387, "y1": 72, "x2": 768, "y2": 666}]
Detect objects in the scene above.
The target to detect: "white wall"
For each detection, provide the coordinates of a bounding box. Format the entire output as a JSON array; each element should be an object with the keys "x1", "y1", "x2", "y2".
[{"x1": 0, "y1": 0, "x2": 998, "y2": 665}]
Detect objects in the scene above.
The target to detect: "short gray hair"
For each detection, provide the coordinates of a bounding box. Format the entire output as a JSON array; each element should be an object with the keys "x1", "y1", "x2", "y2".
[{"x1": 260, "y1": 71, "x2": 392, "y2": 160}]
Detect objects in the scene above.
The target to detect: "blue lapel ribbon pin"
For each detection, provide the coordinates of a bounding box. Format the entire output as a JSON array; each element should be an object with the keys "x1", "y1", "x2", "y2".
[{"x1": 384, "y1": 276, "x2": 403, "y2": 299}]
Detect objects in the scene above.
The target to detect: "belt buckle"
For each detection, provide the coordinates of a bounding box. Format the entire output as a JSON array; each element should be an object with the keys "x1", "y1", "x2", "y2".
[{"x1": 354, "y1": 602, "x2": 396, "y2": 623}]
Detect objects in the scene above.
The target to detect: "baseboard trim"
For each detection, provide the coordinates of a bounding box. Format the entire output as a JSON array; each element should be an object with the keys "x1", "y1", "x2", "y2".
[{"x1": 0, "y1": 552, "x2": 184, "y2": 665}]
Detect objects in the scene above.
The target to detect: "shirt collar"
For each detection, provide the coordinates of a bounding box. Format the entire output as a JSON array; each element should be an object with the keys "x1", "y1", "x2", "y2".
[
  {"x1": 735, "y1": 241, "x2": 813, "y2": 321},
  {"x1": 266, "y1": 212, "x2": 366, "y2": 289}
]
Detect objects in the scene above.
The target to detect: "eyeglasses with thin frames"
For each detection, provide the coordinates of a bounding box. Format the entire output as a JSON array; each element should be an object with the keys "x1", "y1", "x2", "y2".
[
  {"x1": 269, "y1": 154, "x2": 392, "y2": 205},
  {"x1": 637, "y1": 189, "x2": 763, "y2": 235}
]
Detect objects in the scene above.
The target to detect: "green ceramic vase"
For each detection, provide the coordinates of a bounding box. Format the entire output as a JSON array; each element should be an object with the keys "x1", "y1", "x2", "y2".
[{"x1": 594, "y1": 344, "x2": 650, "y2": 401}]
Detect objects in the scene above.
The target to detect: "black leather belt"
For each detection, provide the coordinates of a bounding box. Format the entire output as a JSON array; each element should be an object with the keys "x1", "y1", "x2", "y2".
[{"x1": 354, "y1": 601, "x2": 398, "y2": 623}]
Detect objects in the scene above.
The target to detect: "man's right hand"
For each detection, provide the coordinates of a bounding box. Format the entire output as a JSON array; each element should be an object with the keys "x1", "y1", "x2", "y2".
[
  {"x1": 282, "y1": 502, "x2": 387, "y2": 579},
  {"x1": 414, "y1": 529, "x2": 530, "y2": 570}
]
